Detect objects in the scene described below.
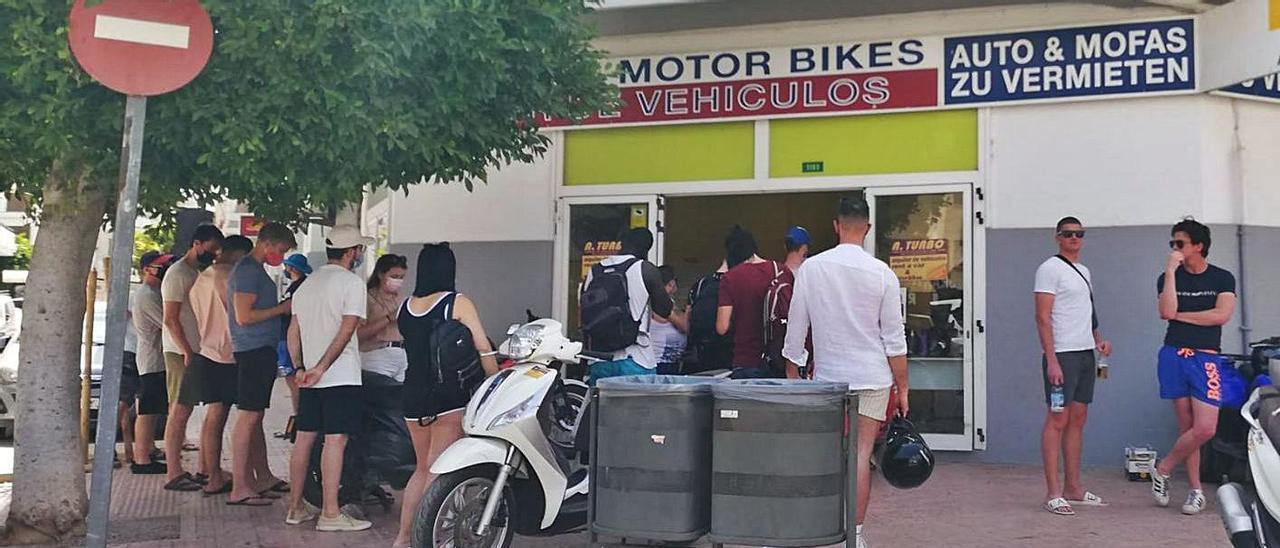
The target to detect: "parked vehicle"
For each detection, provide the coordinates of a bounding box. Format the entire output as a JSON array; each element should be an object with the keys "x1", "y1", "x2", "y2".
[
  {"x1": 411, "y1": 318, "x2": 591, "y2": 548},
  {"x1": 1219, "y1": 386, "x2": 1280, "y2": 547}
]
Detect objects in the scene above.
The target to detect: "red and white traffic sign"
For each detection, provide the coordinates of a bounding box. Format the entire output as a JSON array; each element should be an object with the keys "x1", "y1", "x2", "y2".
[{"x1": 68, "y1": 0, "x2": 214, "y2": 96}]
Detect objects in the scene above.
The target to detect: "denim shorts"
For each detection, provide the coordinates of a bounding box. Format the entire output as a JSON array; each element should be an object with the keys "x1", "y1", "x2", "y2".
[{"x1": 588, "y1": 357, "x2": 655, "y2": 386}]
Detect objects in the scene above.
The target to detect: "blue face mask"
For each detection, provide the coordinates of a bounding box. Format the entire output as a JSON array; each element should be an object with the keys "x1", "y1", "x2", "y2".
[{"x1": 352, "y1": 252, "x2": 364, "y2": 270}]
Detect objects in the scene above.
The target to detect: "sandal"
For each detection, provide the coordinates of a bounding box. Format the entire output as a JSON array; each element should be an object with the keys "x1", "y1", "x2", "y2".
[
  {"x1": 163, "y1": 475, "x2": 203, "y2": 492},
  {"x1": 202, "y1": 481, "x2": 232, "y2": 497},
  {"x1": 1044, "y1": 497, "x2": 1075, "y2": 516},
  {"x1": 192, "y1": 473, "x2": 210, "y2": 485},
  {"x1": 226, "y1": 495, "x2": 276, "y2": 507},
  {"x1": 261, "y1": 480, "x2": 290, "y2": 494},
  {"x1": 1067, "y1": 491, "x2": 1109, "y2": 507}
]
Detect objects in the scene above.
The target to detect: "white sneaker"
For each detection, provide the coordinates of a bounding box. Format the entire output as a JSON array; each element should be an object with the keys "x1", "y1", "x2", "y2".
[
  {"x1": 856, "y1": 533, "x2": 869, "y2": 548},
  {"x1": 315, "y1": 512, "x2": 372, "y2": 532},
  {"x1": 284, "y1": 501, "x2": 320, "y2": 525},
  {"x1": 1182, "y1": 489, "x2": 1207, "y2": 515},
  {"x1": 1151, "y1": 465, "x2": 1171, "y2": 507}
]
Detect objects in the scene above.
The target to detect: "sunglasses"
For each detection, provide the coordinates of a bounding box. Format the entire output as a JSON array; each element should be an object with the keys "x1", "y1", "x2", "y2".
[
  {"x1": 1169, "y1": 240, "x2": 1188, "y2": 250},
  {"x1": 1058, "y1": 230, "x2": 1086, "y2": 239}
]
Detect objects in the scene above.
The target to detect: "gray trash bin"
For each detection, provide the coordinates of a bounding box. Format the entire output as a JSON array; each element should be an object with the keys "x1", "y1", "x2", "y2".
[
  {"x1": 592, "y1": 375, "x2": 720, "y2": 542},
  {"x1": 709, "y1": 379, "x2": 848, "y2": 547}
]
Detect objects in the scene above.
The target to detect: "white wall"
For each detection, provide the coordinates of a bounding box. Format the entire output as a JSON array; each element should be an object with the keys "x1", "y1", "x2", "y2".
[
  {"x1": 389, "y1": 136, "x2": 558, "y2": 244},
  {"x1": 1237, "y1": 100, "x2": 1280, "y2": 228}
]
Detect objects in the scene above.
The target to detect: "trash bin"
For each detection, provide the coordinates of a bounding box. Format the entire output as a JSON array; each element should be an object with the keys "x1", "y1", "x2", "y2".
[
  {"x1": 592, "y1": 375, "x2": 720, "y2": 542},
  {"x1": 709, "y1": 379, "x2": 848, "y2": 547}
]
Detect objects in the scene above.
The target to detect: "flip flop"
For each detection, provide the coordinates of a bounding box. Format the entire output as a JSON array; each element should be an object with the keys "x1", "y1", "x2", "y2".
[
  {"x1": 256, "y1": 490, "x2": 283, "y2": 500},
  {"x1": 1067, "y1": 491, "x2": 1109, "y2": 507},
  {"x1": 261, "y1": 480, "x2": 290, "y2": 494},
  {"x1": 202, "y1": 481, "x2": 232, "y2": 497},
  {"x1": 163, "y1": 475, "x2": 203, "y2": 492},
  {"x1": 1043, "y1": 497, "x2": 1075, "y2": 516},
  {"x1": 192, "y1": 473, "x2": 209, "y2": 485},
  {"x1": 226, "y1": 495, "x2": 275, "y2": 507},
  {"x1": 182, "y1": 442, "x2": 198, "y2": 452}
]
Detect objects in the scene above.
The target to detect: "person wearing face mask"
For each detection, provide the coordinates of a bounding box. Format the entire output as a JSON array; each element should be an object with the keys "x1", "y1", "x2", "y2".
[
  {"x1": 357, "y1": 254, "x2": 409, "y2": 383},
  {"x1": 226, "y1": 222, "x2": 296, "y2": 506},
  {"x1": 274, "y1": 254, "x2": 313, "y2": 440}
]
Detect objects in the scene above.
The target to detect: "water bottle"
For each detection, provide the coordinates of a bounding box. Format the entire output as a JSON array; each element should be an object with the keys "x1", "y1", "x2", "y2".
[{"x1": 1050, "y1": 385, "x2": 1066, "y2": 413}]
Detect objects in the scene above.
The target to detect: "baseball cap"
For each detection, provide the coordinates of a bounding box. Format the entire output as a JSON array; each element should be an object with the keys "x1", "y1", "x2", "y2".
[
  {"x1": 786, "y1": 226, "x2": 811, "y2": 247},
  {"x1": 282, "y1": 253, "x2": 312, "y2": 275},
  {"x1": 139, "y1": 251, "x2": 175, "y2": 271},
  {"x1": 324, "y1": 225, "x2": 375, "y2": 250}
]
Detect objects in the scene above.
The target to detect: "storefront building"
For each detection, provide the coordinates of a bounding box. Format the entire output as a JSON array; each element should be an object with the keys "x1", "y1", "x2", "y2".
[{"x1": 375, "y1": 1, "x2": 1280, "y2": 465}]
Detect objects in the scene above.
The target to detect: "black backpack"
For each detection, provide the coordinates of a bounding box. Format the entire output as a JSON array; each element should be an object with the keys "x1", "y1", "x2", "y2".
[
  {"x1": 580, "y1": 257, "x2": 642, "y2": 353},
  {"x1": 688, "y1": 272, "x2": 732, "y2": 369},
  {"x1": 429, "y1": 294, "x2": 484, "y2": 395}
]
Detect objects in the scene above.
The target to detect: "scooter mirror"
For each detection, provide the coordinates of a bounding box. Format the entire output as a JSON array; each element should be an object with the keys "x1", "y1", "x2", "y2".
[{"x1": 506, "y1": 323, "x2": 521, "y2": 336}]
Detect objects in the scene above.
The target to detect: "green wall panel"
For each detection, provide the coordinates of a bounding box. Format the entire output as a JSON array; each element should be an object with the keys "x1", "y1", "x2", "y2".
[
  {"x1": 769, "y1": 110, "x2": 978, "y2": 177},
  {"x1": 564, "y1": 122, "x2": 754, "y2": 185}
]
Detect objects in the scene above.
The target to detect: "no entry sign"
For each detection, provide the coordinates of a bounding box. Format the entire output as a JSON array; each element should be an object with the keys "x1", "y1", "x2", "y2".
[{"x1": 68, "y1": 0, "x2": 214, "y2": 96}]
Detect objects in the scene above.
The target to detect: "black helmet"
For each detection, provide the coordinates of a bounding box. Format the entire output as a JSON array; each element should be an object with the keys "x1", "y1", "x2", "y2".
[{"x1": 880, "y1": 416, "x2": 934, "y2": 489}]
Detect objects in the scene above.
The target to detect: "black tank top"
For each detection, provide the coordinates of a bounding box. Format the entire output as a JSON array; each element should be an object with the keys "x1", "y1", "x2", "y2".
[{"x1": 398, "y1": 292, "x2": 469, "y2": 418}]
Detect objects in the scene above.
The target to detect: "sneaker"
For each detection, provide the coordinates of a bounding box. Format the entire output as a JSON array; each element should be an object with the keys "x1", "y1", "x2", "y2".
[
  {"x1": 129, "y1": 461, "x2": 166, "y2": 475},
  {"x1": 284, "y1": 501, "x2": 320, "y2": 525},
  {"x1": 856, "y1": 533, "x2": 870, "y2": 548},
  {"x1": 1151, "y1": 465, "x2": 1171, "y2": 507},
  {"x1": 1182, "y1": 489, "x2": 1207, "y2": 515},
  {"x1": 316, "y1": 512, "x2": 372, "y2": 532}
]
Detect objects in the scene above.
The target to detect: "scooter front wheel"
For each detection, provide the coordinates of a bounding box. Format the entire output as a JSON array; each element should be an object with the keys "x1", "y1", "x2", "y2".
[{"x1": 411, "y1": 466, "x2": 515, "y2": 548}]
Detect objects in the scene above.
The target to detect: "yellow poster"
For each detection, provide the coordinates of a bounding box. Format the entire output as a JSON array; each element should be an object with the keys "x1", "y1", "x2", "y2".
[
  {"x1": 581, "y1": 240, "x2": 622, "y2": 279},
  {"x1": 889, "y1": 239, "x2": 950, "y2": 282},
  {"x1": 1272, "y1": 0, "x2": 1280, "y2": 31},
  {"x1": 630, "y1": 205, "x2": 648, "y2": 229}
]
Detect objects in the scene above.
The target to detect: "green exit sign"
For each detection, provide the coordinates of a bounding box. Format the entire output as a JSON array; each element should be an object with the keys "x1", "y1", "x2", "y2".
[{"x1": 802, "y1": 161, "x2": 824, "y2": 173}]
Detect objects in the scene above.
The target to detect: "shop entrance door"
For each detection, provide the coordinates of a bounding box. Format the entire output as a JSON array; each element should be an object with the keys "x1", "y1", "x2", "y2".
[
  {"x1": 553, "y1": 196, "x2": 661, "y2": 339},
  {"x1": 866, "y1": 185, "x2": 975, "y2": 450}
]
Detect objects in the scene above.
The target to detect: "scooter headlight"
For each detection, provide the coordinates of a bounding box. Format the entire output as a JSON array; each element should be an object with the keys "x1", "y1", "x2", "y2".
[
  {"x1": 504, "y1": 323, "x2": 547, "y2": 361},
  {"x1": 487, "y1": 392, "x2": 542, "y2": 430}
]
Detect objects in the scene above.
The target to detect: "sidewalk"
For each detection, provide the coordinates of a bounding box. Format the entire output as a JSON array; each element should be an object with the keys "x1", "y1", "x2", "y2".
[{"x1": 1, "y1": 379, "x2": 1230, "y2": 547}]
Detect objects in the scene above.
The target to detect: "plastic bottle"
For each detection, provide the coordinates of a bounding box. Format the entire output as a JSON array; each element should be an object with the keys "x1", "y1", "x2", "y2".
[{"x1": 1050, "y1": 385, "x2": 1066, "y2": 413}]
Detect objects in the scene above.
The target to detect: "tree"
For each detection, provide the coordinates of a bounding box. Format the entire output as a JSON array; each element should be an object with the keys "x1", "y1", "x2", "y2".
[{"x1": 0, "y1": 0, "x2": 613, "y2": 541}]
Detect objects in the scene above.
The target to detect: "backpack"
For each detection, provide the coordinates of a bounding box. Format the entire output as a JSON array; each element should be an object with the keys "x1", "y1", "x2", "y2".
[
  {"x1": 580, "y1": 257, "x2": 643, "y2": 353},
  {"x1": 688, "y1": 271, "x2": 732, "y2": 370},
  {"x1": 429, "y1": 294, "x2": 484, "y2": 396},
  {"x1": 762, "y1": 262, "x2": 792, "y2": 372}
]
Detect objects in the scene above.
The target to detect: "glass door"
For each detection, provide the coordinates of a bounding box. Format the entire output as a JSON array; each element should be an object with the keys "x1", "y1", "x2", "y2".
[
  {"x1": 553, "y1": 196, "x2": 660, "y2": 339},
  {"x1": 866, "y1": 185, "x2": 974, "y2": 451}
]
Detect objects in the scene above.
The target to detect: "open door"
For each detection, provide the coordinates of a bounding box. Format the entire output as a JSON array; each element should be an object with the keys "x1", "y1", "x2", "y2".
[
  {"x1": 553, "y1": 195, "x2": 661, "y2": 339},
  {"x1": 866, "y1": 185, "x2": 975, "y2": 451}
]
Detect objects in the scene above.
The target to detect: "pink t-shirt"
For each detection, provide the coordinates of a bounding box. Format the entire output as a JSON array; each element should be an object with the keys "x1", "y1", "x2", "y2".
[{"x1": 189, "y1": 264, "x2": 235, "y2": 364}]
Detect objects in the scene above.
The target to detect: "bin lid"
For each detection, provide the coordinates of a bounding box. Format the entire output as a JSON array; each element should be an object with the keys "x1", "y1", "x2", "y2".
[
  {"x1": 713, "y1": 379, "x2": 847, "y2": 406},
  {"x1": 597, "y1": 374, "x2": 721, "y2": 394}
]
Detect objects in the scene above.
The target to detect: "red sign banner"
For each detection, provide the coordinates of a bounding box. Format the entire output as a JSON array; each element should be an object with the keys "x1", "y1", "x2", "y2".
[{"x1": 540, "y1": 69, "x2": 938, "y2": 128}]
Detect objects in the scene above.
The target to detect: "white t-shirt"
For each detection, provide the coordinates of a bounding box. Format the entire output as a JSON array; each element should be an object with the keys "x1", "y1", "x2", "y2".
[
  {"x1": 583, "y1": 255, "x2": 655, "y2": 369},
  {"x1": 292, "y1": 264, "x2": 366, "y2": 388},
  {"x1": 160, "y1": 259, "x2": 201, "y2": 354},
  {"x1": 1033, "y1": 257, "x2": 1096, "y2": 353}
]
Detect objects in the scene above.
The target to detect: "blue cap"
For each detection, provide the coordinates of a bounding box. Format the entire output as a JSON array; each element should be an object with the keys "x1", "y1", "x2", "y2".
[
  {"x1": 282, "y1": 253, "x2": 312, "y2": 275},
  {"x1": 786, "y1": 226, "x2": 811, "y2": 247}
]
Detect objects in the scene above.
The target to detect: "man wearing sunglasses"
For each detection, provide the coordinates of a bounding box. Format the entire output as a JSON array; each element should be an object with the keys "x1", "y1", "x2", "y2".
[
  {"x1": 1151, "y1": 219, "x2": 1243, "y2": 516},
  {"x1": 1034, "y1": 216, "x2": 1112, "y2": 516}
]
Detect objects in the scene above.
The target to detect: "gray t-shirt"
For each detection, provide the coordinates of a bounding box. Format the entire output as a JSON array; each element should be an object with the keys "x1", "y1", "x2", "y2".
[
  {"x1": 131, "y1": 284, "x2": 166, "y2": 375},
  {"x1": 160, "y1": 260, "x2": 201, "y2": 354},
  {"x1": 227, "y1": 255, "x2": 281, "y2": 352}
]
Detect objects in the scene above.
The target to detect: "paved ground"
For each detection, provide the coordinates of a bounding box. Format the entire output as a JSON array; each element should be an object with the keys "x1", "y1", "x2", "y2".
[{"x1": 0, "y1": 379, "x2": 1232, "y2": 547}]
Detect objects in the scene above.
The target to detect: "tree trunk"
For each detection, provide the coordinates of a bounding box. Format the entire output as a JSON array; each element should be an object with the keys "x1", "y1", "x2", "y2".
[{"x1": 5, "y1": 162, "x2": 108, "y2": 544}]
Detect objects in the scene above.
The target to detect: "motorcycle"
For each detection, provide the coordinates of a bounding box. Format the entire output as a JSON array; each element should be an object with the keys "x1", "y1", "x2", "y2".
[
  {"x1": 411, "y1": 318, "x2": 593, "y2": 548},
  {"x1": 1218, "y1": 338, "x2": 1280, "y2": 547}
]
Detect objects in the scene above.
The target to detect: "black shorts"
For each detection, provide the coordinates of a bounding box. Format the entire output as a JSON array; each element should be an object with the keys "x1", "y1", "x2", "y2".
[
  {"x1": 194, "y1": 354, "x2": 238, "y2": 405},
  {"x1": 136, "y1": 372, "x2": 169, "y2": 416},
  {"x1": 176, "y1": 354, "x2": 204, "y2": 407},
  {"x1": 297, "y1": 386, "x2": 362, "y2": 435},
  {"x1": 234, "y1": 347, "x2": 277, "y2": 412},
  {"x1": 119, "y1": 353, "x2": 139, "y2": 403},
  {"x1": 1042, "y1": 350, "x2": 1097, "y2": 406}
]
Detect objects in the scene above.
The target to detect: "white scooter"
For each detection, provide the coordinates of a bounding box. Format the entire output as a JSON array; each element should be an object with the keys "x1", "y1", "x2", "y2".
[{"x1": 411, "y1": 318, "x2": 596, "y2": 548}]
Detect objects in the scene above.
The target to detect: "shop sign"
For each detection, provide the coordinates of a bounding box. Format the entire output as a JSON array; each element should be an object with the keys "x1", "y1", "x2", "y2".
[
  {"x1": 238, "y1": 215, "x2": 264, "y2": 237},
  {"x1": 1214, "y1": 73, "x2": 1280, "y2": 103},
  {"x1": 889, "y1": 239, "x2": 950, "y2": 282},
  {"x1": 1199, "y1": 0, "x2": 1280, "y2": 90},
  {"x1": 540, "y1": 17, "x2": 1199, "y2": 129},
  {"x1": 581, "y1": 240, "x2": 622, "y2": 279}
]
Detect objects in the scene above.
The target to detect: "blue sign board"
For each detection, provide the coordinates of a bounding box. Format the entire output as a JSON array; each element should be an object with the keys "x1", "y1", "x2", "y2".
[
  {"x1": 944, "y1": 19, "x2": 1195, "y2": 105},
  {"x1": 1219, "y1": 74, "x2": 1280, "y2": 103}
]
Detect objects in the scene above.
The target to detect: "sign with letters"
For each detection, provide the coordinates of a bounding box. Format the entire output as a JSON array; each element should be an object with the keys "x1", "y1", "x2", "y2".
[{"x1": 1214, "y1": 73, "x2": 1280, "y2": 103}]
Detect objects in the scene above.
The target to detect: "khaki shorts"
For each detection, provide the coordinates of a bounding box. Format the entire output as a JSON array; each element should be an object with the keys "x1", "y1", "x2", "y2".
[
  {"x1": 851, "y1": 387, "x2": 892, "y2": 422},
  {"x1": 163, "y1": 352, "x2": 186, "y2": 404}
]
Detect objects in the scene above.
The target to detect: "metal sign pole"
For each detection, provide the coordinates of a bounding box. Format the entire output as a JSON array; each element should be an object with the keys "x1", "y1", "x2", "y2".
[{"x1": 85, "y1": 94, "x2": 147, "y2": 548}]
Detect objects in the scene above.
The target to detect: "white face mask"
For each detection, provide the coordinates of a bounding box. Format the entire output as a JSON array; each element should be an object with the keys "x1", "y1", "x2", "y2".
[{"x1": 384, "y1": 277, "x2": 404, "y2": 292}]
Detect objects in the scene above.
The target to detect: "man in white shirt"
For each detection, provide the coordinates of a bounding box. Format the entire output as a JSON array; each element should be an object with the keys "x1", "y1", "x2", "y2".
[
  {"x1": 284, "y1": 225, "x2": 374, "y2": 532},
  {"x1": 783, "y1": 197, "x2": 908, "y2": 548},
  {"x1": 1034, "y1": 217, "x2": 1112, "y2": 516}
]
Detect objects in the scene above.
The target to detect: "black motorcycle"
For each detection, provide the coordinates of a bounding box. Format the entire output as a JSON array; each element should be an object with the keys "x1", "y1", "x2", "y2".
[{"x1": 302, "y1": 372, "x2": 416, "y2": 510}]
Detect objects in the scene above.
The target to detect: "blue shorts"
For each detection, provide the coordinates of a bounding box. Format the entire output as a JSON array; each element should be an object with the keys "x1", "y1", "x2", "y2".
[
  {"x1": 588, "y1": 357, "x2": 654, "y2": 387},
  {"x1": 1157, "y1": 345, "x2": 1246, "y2": 408},
  {"x1": 276, "y1": 340, "x2": 297, "y2": 377}
]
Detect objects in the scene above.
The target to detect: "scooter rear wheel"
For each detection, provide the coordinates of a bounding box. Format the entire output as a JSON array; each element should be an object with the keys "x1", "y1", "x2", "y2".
[{"x1": 412, "y1": 466, "x2": 515, "y2": 548}]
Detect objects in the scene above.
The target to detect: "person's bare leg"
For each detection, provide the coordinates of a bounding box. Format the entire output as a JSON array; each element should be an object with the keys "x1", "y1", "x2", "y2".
[
  {"x1": 164, "y1": 403, "x2": 193, "y2": 482},
  {"x1": 133, "y1": 414, "x2": 158, "y2": 464},
  {"x1": 1063, "y1": 402, "x2": 1089, "y2": 500},
  {"x1": 320, "y1": 434, "x2": 349, "y2": 519},
  {"x1": 118, "y1": 402, "x2": 136, "y2": 465},
  {"x1": 394, "y1": 422, "x2": 435, "y2": 547},
  {"x1": 1170, "y1": 398, "x2": 1205, "y2": 490},
  {"x1": 855, "y1": 414, "x2": 881, "y2": 526},
  {"x1": 1157, "y1": 398, "x2": 1218, "y2": 479},
  {"x1": 1041, "y1": 409, "x2": 1068, "y2": 501},
  {"x1": 250, "y1": 419, "x2": 281, "y2": 491},
  {"x1": 287, "y1": 375, "x2": 300, "y2": 414},
  {"x1": 229, "y1": 409, "x2": 265, "y2": 501},
  {"x1": 288, "y1": 431, "x2": 318, "y2": 514},
  {"x1": 201, "y1": 403, "x2": 230, "y2": 490}
]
